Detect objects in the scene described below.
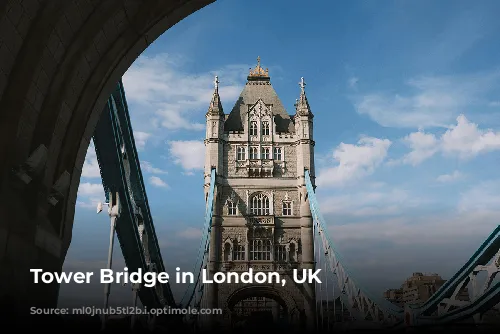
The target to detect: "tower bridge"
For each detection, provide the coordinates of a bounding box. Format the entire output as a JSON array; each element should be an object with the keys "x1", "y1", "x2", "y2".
[
  {"x1": 0, "y1": 2, "x2": 498, "y2": 329},
  {"x1": 72, "y1": 59, "x2": 500, "y2": 331}
]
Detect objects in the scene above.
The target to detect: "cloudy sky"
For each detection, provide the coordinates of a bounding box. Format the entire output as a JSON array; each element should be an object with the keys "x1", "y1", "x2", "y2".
[{"x1": 59, "y1": 0, "x2": 500, "y2": 307}]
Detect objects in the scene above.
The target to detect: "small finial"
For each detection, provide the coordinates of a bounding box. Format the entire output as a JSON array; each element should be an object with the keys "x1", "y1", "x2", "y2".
[
  {"x1": 214, "y1": 75, "x2": 219, "y2": 91},
  {"x1": 299, "y1": 77, "x2": 306, "y2": 91},
  {"x1": 257, "y1": 56, "x2": 261, "y2": 67}
]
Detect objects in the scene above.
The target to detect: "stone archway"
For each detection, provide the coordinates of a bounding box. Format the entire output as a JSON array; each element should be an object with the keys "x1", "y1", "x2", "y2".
[
  {"x1": 0, "y1": 0, "x2": 215, "y2": 311},
  {"x1": 224, "y1": 285, "x2": 302, "y2": 329}
]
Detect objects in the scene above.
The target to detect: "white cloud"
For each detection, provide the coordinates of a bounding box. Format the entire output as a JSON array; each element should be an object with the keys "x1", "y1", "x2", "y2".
[
  {"x1": 440, "y1": 115, "x2": 500, "y2": 158},
  {"x1": 141, "y1": 161, "x2": 167, "y2": 174},
  {"x1": 76, "y1": 197, "x2": 101, "y2": 210},
  {"x1": 399, "y1": 114, "x2": 500, "y2": 165},
  {"x1": 436, "y1": 170, "x2": 463, "y2": 183},
  {"x1": 122, "y1": 54, "x2": 247, "y2": 138},
  {"x1": 78, "y1": 182, "x2": 104, "y2": 197},
  {"x1": 316, "y1": 136, "x2": 392, "y2": 187},
  {"x1": 168, "y1": 140, "x2": 205, "y2": 171},
  {"x1": 177, "y1": 227, "x2": 202, "y2": 240},
  {"x1": 134, "y1": 131, "x2": 150, "y2": 150},
  {"x1": 81, "y1": 141, "x2": 101, "y2": 178},
  {"x1": 327, "y1": 211, "x2": 498, "y2": 247},
  {"x1": 319, "y1": 187, "x2": 421, "y2": 216},
  {"x1": 149, "y1": 176, "x2": 168, "y2": 188},
  {"x1": 353, "y1": 71, "x2": 500, "y2": 128},
  {"x1": 457, "y1": 180, "x2": 500, "y2": 213},
  {"x1": 400, "y1": 131, "x2": 439, "y2": 166},
  {"x1": 76, "y1": 182, "x2": 104, "y2": 210}
]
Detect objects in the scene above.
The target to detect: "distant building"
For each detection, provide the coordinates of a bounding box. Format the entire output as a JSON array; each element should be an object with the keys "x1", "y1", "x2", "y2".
[
  {"x1": 383, "y1": 288, "x2": 403, "y2": 307},
  {"x1": 383, "y1": 272, "x2": 469, "y2": 307}
]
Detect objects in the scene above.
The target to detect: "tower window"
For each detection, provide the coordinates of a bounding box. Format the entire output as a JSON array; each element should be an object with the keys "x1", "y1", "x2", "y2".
[
  {"x1": 228, "y1": 201, "x2": 237, "y2": 215},
  {"x1": 251, "y1": 193, "x2": 270, "y2": 215},
  {"x1": 224, "y1": 242, "x2": 231, "y2": 262},
  {"x1": 237, "y1": 147, "x2": 246, "y2": 160},
  {"x1": 275, "y1": 245, "x2": 287, "y2": 262},
  {"x1": 250, "y1": 147, "x2": 258, "y2": 160},
  {"x1": 262, "y1": 147, "x2": 270, "y2": 160},
  {"x1": 274, "y1": 147, "x2": 282, "y2": 161},
  {"x1": 289, "y1": 243, "x2": 296, "y2": 262},
  {"x1": 303, "y1": 123, "x2": 307, "y2": 138},
  {"x1": 262, "y1": 121, "x2": 270, "y2": 136},
  {"x1": 233, "y1": 242, "x2": 245, "y2": 261},
  {"x1": 250, "y1": 121, "x2": 258, "y2": 136},
  {"x1": 282, "y1": 202, "x2": 292, "y2": 216},
  {"x1": 249, "y1": 239, "x2": 272, "y2": 261}
]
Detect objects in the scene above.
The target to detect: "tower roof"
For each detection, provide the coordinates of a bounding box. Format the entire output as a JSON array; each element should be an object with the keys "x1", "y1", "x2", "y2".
[
  {"x1": 206, "y1": 75, "x2": 223, "y2": 116},
  {"x1": 224, "y1": 57, "x2": 295, "y2": 133},
  {"x1": 295, "y1": 77, "x2": 313, "y2": 118}
]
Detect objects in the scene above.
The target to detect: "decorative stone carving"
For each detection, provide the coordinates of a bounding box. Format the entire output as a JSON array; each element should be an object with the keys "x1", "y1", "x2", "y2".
[
  {"x1": 248, "y1": 217, "x2": 273, "y2": 225},
  {"x1": 285, "y1": 229, "x2": 301, "y2": 242},
  {"x1": 222, "y1": 227, "x2": 246, "y2": 242}
]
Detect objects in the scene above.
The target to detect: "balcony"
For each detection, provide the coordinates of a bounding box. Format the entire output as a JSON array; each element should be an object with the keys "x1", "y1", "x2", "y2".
[{"x1": 235, "y1": 159, "x2": 274, "y2": 177}]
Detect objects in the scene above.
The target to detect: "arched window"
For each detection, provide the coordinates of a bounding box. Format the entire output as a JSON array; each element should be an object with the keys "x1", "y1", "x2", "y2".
[
  {"x1": 237, "y1": 146, "x2": 246, "y2": 160},
  {"x1": 250, "y1": 239, "x2": 272, "y2": 260},
  {"x1": 250, "y1": 121, "x2": 258, "y2": 136},
  {"x1": 282, "y1": 201, "x2": 292, "y2": 216},
  {"x1": 262, "y1": 121, "x2": 270, "y2": 136},
  {"x1": 289, "y1": 243, "x2": 296, "y2": 262},
  {"x1": 251, "y1": 193, "x2": 270, "y2": 215},
  {"x1": 233, "y1": 241, "x2": 245, "y2": 261},
  {"x1": 227, "y1": 201, "x2": 237, "y2": 215},
  {"x1": 274, "y1": 244, "x2": 287, "y2": 262},
  {"x1": 274, "y1": 147, "x2": 282, "y2": 160},
  {"x1": 224, "y1": 242, "x2": 231, "y2": 262},
  {"x1": 262, "y1": 147, "x2": 270, "y2": 160},
  {"x1": 249, "y1": 147, "x2": 258, "y2": 160}
]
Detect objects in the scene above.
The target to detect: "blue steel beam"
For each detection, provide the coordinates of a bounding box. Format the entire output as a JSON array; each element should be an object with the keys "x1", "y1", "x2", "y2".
[
  {"x1": 411, "y1": 225, "x2": 500, "y2": 317},
  {"x1": 93, "y1": 80, "x2": 175, "y2": 308}
]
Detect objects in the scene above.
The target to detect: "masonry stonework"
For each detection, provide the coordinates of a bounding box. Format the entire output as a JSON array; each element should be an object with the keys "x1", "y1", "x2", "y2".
[{"x1": 201, "y1": 60, "x2": 317, "y2": 331}]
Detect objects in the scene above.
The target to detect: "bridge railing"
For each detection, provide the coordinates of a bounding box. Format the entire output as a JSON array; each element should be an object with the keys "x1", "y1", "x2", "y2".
[
  {"x1": 304, "y1": 169, "x2": 500, "y2": 328},
  {"x1": 304, "y1": 169, "x2": 404, "y2": 327}
]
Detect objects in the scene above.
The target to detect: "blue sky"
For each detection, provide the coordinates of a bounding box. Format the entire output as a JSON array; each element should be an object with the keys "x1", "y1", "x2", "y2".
[{"x1": 60, "y1": 0, "x2": 500, "y2": 307}]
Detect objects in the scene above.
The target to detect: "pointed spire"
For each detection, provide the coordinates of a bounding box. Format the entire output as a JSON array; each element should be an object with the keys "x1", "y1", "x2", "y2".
[
  {"x1": 295, "y1": 77, "x2": 313, "y2": 118},
  {"x1": 207, "y1": 75, "x2": 223, "y2": 116}
]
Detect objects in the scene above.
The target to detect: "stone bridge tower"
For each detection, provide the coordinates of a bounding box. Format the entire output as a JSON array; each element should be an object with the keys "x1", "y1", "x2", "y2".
[{"x1": 202, "y1": 57, "x2": 316, "y2": 331}]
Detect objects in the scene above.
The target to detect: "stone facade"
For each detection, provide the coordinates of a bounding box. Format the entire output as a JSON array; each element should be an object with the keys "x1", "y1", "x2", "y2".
[{"x1": 201, "y1": 61, "x2": 316, "y2": 331}]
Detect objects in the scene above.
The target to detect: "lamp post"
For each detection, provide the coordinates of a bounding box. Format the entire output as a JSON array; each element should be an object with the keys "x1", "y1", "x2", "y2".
[{"x1": 97, "y1": 191, "x2": 120, "y2": 330}]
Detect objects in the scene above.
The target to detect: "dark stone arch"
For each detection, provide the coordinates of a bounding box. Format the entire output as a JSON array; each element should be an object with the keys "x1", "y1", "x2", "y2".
[
  {"x1": 0, "y1": 0, "x2": 216, "y2": 312},
  {"x1": 226, "y1": 285, "x2": 298, "y2": 314}
]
